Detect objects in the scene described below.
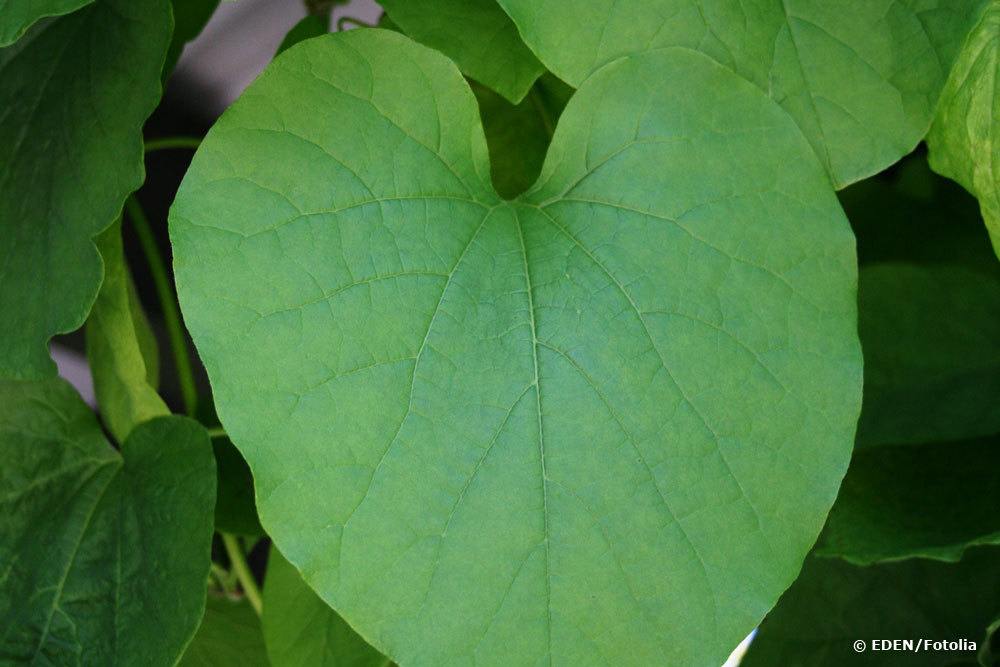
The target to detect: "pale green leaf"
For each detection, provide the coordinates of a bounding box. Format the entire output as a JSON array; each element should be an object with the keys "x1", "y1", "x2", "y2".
[
  {"x1": 741, "y1": 548, "x2": 1000, "y2": 667},
  {"x1": 379, "y1": 0, "x2": 543, "y2": 103},
  {"x1": 86, "y1": 220, "x2": 169, "y2": 444},
  {"x1": 165, "y1": 0, "x2": 221, "y2": 78},
  {"x1": 0, "y1": 0, "x2": 92, "y2": 46},
  {"x1": 816, "y1": 436, "x2": 1000, "y2": 564},
  {"x1": 263, "y1": 549, "x2": 391, "y2": 667},
  {"x1": 170, "y1": 30, "x2": 861, "y2": 665},
  {"x1": 180, "y1": 594, "x2": 269, "y2": 667},
  {"x1": 928, "y1": 2, "x2": 1000, "y2": 257},
  {"x1": 0, "y1": 0, "x2": 171, "y2": 379},
  {"x1": 0, "y1": 379, "x2": 216, "y2": 664},
  {"x1": 474, "y1": 73, "x2": 573, "y2": 199},
  {"x1": 496, "y1": 0, "x2": 987, "y2": 187}
]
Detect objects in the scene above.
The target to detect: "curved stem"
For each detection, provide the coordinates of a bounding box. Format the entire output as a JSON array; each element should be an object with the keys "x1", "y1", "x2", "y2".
[
  {"x1": 125, "y1": 195, "x2": 198, "y2": 416},
  {"x1": 222, "y1": 533, "x2": 263, "y2": 615},
  {"x1": 337, "y1": 15, "x2": 374, "y2": 31},
  {"x1": 144, "y1": 136, "x2": 201, "y2": 153}
]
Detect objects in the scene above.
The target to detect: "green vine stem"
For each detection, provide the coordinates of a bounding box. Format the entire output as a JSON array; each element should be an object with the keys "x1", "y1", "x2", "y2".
[
  {"x1": 144, "y1": 136, "x2": 202, "y2": 153},
  {"x1": 125, "y1": 195, "x2": 199, "y2": 416},
  {"x1": 337, "y1": 16, "x2": 374, "y2": 32},
  {"x1": 222, "y1": 533, "x2": 263, "y2": 615},
  {"x1": 206, "y1": 426, "x2": 227, "y2": 439}
]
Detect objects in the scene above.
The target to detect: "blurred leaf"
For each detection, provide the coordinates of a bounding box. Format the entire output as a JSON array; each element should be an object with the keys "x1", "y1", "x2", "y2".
[
  {"x1": 0, "y1": 0, "x2": 171, "y2": 379},
  {"x1": 276, "y1": 14, "x2": 329, "y2": 56},
  {"x1": 165, "y1": 0, "x2": 220, "y2": 78},
  {"x1": 0, "y1": 379, "x2": 216, "y2": 665},
  {"x1": 816, "y1": 435, "x2": 1000, "y2": 564},
  {"x1": 263, "y1": 549, "x2": 391, "y2": 667},
  {"x1": 86, "y1": 220, "x2": 169, "y2": 443},
  {"x1": 180, "y1": 594, "x2": 268, "y2": 666},
  {"x1": 742, "y1": 548, "x2": 1000, "y2": 667},
  {"x1": 213, "y1": 436, "x2": 263, "y2": 536},
  {"x1": 380, "y1": 0, "x2": 543, "y2": 103},
  {"x1": 0, "y1": 0, "x2": 92, "y2": 46}
]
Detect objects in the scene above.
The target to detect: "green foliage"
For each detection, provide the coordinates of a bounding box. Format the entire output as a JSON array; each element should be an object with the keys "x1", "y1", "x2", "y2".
[
  {"x1": 0, "y1": 0, "x2": 171, "y2": 379},
  {"x1": 496, "y1": 0, "x2": 987, "y2": 187},
  {"x1": 170, "y1": 29, "x2": 861, "y2": 665},
  {"x1": 180, "y1": 595, "x2": 268, "y2": 666},
  {"x1": 0, "y1": 379, "x2": 216, "y2": 664},
  {"x1": 928, "y1": 3, "x2": 1000, "y2": 257},
  {"x1": 264, "y1": 549, "x2": 392, "y2": 667},
  {"x1": 380, "y1": 0, "x2": 543, "y2": 103},
  {"x1": 86, "y1": 220, "x2": 169, "y2": 443},
  {"x1": 741, "y1": 548, "x2": 1000, "y2": 667},
  {"x1": 1, "y1": 1, "x2": 998, "y2": 664}
]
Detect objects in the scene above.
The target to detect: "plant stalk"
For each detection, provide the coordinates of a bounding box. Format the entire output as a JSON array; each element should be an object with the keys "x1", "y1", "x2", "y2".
[{"x1": 222, "y1": 533, "x2": 263, "y2": 615}]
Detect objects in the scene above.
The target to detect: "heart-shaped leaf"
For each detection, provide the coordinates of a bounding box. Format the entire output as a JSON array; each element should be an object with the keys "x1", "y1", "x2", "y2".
[
  {"x1": 0, "y1": 379, "x2": 216, "y2": 665},
  {"x1": 0, "y1": 0, "x2": 92, "y2": 46},
  {"x1": 171, "y1": 29, "x2": 861, "y2": 665},
  {"x1": 0, "y1": 0, "x2": 170, "y2": 379},
  {"x1": 496, "y1": 0, "x2": 988, "y2": 188}
]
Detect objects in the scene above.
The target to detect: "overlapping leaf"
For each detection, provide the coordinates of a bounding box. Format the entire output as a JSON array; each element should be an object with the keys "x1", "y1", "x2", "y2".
[
  {"x1": 165, "y1": 0, "x2": 221, "y2": 78},
  {"x1": 0, "y1": 0, "x2": 171, "y2": 379},
  {"x1": 379, "y1": 0, "x2": 543, "y2": 103},
  {"x1": 0, "y1": 0, "x2": 92, "y2": 46},
  {"x1": 86, "y1": 220, "x2": 169, "y2": 443},
  {"x1": 741, "y1": 548, "x2": 1000, "y2": 666},
  {"x1": 263, "y1": 550, "x2": 391, "y2": 667},
  {"x1": 0, "y1": 379, "x2": 216, "y2": 665},
  {"x1": 496, "y1": 0, "x2": 988, "y2": 187},
  {"x1": 180, "y1": 595, "x2": 268, "y2": 666},
  {"x1": 928, "y1": 2, "x2": 1000, "y2": 257},
  {"x1": 170, "y1": 29, "x2": 861, "y2": 665}
]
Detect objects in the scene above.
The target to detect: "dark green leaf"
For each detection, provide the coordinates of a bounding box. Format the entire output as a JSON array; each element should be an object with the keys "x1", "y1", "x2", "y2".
[
  {"x1": 180, "y1": 594, "x2": 269, "y2": 667},
  {"x1": 213, "y1": 436, "x2": 263, "y2": 536},
  {"x1": 263, "y1": 549, "x2": 391, "y2": 667},
  {"x1": 0, "y1": 0, "x2": 171, "y2": 379},
  {"x1": 496, "y1": 0, "x2": 987, "y2": 187},
  {"x1": 0, "y1": 379, "x2": 216, "y2": 664},
  {"x1": 170, "y1": 30, "x2": 861, "y2": 665},
  {"x1": 927, "y1": 3, "x2": 1000, "y2": 257},
  {"x1": 380, "y1": 0, "x2": 543, "y2": 103},
  {"x1": 276, "y1": 14, "x2": 329, "y2": 57},
  {"x1": 0, "y1": 0, "x2": 92, "y2": 46},
  {"x1": 816, "y1": 436, "x2": 1000, "y2": 564},
  {"x1": 741, "y1": 548, "x2": 1000, "y2": 667},
  {"x1": 86, "y1": 220, "x2": 169, "y2": 444},
  {"x1": 475, "y1": 73, "x2": 573, "y2": 199}
]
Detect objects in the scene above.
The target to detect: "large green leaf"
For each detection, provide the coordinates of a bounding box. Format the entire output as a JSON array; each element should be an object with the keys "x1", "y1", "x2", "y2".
[
  {"x1": 180, "y1": 594, "x2": 269, "y2": 667},
  {"x1": 474, "y1": 73, "x2": 573, "y2": 199},
  {"x1": 928, "y1": 2, "x2": 1000, "y2": 257},
  {"x1": 0, "y1": 0, "x2": 171, "y2": 379},
  {"x1": 816, "y1": 436, "x2": 1000, "y2": 564},
  {"x1": 264, "y1": 549, "x2": 391, "y2": 667},
  {"x1": 379, "y1": 0, "x2": 543, "y2": 103},
  {"x1": 86, "y1": 220, "x2": 169, "y2": 443},
  {"x1": 0, "y1": 379, "x2": 216, "y2": 664},
  {"x1": 741, "y1": 548, "x2": 1000, "y2": 667},
  {"x1": 170, "y1": 30, "x2": 861, "y2": 665},
  {"x1": 0, "y1": 0, "x2": 92, "y2": 46},
  {"x1": 496, "y1": 0, "x2": 987, "y2": 187}
]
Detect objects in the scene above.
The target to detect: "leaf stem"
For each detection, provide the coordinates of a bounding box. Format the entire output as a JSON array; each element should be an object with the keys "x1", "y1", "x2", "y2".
[
  {"x1": 337, "y1": 16, "x2": 374, "y2": 31},
  {"x1": 222, "y1": 533, "x2": 263, "y2": 616},
  {"x1": 144, "y1": 136, "x2": 202, "y2": 153},
  {"x1": 528, "y1": 86, "x2": 554, "y2": 139},
  {"x1": 206, "y1": 426, "x2": 227, "y2": 439},
  {"x1": 125, "y1": 195, "x2": 198, "y2": 416}
]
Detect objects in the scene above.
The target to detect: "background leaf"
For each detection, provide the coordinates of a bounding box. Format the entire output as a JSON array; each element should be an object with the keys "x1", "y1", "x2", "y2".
[
  {"x1": 0, "y1": 0, "x2": 171, "y2": 379},
  {"x1": 263, "y1": 549, "x2": 391, "y2": 667},
  {"x1": 180, "y1": 594, "x2": 269, "y2": 667},
  {"x1": 927, "y1": 3, "x2": 1000, "y2": 257},
  {"x1": 741, "y1": 548, "x2": 1000, "y2": 667},
  {"x1": 171, "y1": 30, "x2": 862, "y2": 665},
  {"x1": 164, "y1": 0, "x2": 221, "y2": 78},
  {"x1": 276, "y1": 14, "x2": 330, "y2": 57},
  {"x1": 379, "y1": 0, "x2": 544, "y2": 103},
  {"x1": 496, "y1": 0, "x2": 988, "y2": 187},
  {"x1": 213, "y1": 436, "x2": 263, "y2": 536},
  {"x1": 0, "y1": 379, "x2": 216, "y2": 665},
  {"x1": 86, "y1": 220, "x2": 169, "y2": 443},
  {"x1": 0, "y1": 0, "x2": 92, "y2": 46}
]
